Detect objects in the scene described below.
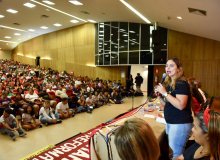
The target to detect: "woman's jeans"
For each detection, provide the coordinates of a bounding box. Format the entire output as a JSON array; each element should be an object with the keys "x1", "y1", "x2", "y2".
[{"x1": 166, "y1": 123, "x2": 192, "y2": 159}]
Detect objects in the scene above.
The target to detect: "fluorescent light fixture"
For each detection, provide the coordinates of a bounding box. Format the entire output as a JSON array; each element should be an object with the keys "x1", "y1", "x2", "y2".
[
  {"x1": 7, "y1": 9, "x2": 18, "y2": 13},
  {"x1": 54, "y1": 23, "x2": 62, "y2": 26},
  {"x1": 30, "y1": 0, "x2": 86, "y2": 22},
  {"x1": 129, "y1": 31, "x2": 135, "y2": 33},
  {"x1": 123, "y1": 34, "x2": 128, "y2": 36},
  {"x1": 0, "y1": 15, "x2": 4, "y2": 18},
  {"x1": 99, "y1": 31, "x2": 104, "y2": 33},
  {"x1": 42, "y1": 0, "x2": 55, "y2": 5},
  {"x1": 87, "y1": 19, "x2": 96, "y2": 23},
  {"x1": 14, "y1": 33, "x2": 21, "y2": 36},
  {"x1": 40, "y1": 26, "x2": 48, "y2": 29},
  {"x1": 19, "y1": 39, "x2": 21, "y2": 40},
  {"x1": 99, "y1": 35, "x2": 104, "y2": 37},
  {"x1": 23, "y1": 2, "x2": 36, "y2": 8},
  {"x1": 70, "y1": 20, "x2": 79, "y2": 23},
  {"x1": 177, "y1": 16, "x2": 182, "y2": 19},
  {"x1": 69, "y1": 1, "x2": 83, "y2": 5},
  {"x1": 0, "y1": 40, "x2": 17, "y2": 44},
  {"x1": 100, "y1": 25, "x2": 104, "y2": 28},
  {"x1": 119, "y1": 0, "x2": 151, "y2": 24},
  {"x1": 28, "y1": 29, "x2": 35, "y2": 32},
  {"x1": 0, "y1": 48, "x2": 1, "y2": 49},
  {"x1": 5, "y1": 36, "x2": 11, "y2": 39},
  {"x1": 0, "y1": 25, "x2": 27, "y2": 32},
  {"x1": 28, "y1": 36, "x2": 31, "y2": 37}
]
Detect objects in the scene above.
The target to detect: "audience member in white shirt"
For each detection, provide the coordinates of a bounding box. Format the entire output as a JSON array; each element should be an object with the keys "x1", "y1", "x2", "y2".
[
  {"x1": 39, "y1": 100, "x2": 62, "y2": 125},
  {"x1": 55, "y1": 98, "x2": 74, "y2": 119},
  {"x1": 25, "y1": 88, "x2": 41, "y2": 117},
  {"x1": 86, "y1": 93, "x2": 95, "y2": 109}
]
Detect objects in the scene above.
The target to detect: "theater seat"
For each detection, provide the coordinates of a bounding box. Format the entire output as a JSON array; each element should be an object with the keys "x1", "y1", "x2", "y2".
[
  {"x1": 11, "y1": 96, "x2": 16, "y2": 100},
  {"x1": 66, "y1": 89, "x2": 73, "y2": 97}
]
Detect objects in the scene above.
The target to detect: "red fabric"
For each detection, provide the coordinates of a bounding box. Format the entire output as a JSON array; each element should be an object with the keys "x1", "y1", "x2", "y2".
[
  {"x1": 66, "y1": 89, "x2": 73, "y2": 97},
  {"x1": 193, "y1": 97, "x2": 201, "y2": 115},
  {"x1": 204, "y1": 109, "x2": 210, "y2": 128},
  {"x1": 30, "y1": 128, "x2": 94, "y2": 160}
]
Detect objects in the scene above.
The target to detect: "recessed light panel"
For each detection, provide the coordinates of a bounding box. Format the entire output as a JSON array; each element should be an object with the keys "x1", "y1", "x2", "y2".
[
  {"x1": 5, "y1": 36, "x2": 11, "y2": 39},
  {"x1": 14, "y1": 33, "x2": 21, "y2": 36},
  {"x1": 0, "y1": 40, "x2": 17, "y2": 43},
  {"x1": 7, "y1": 9, "x2": 18, "y2": 13},
  {"x1": 42, "y1": 0, "x2": 55, "y2": 5},
  {"x1": 23, "y1": 2, "x2": 36, "y2": 8},
  {"x1": 69, "y1": 1, "x2": 83, "y2": 5},
  {"x1": 70, "y1": 20, "x2": 79, "y2": 23},
  {"x1": 119, "y1": 0, "x2": 151, "y2": 24},
  {"x1": 0, "y1": 15, "x2": 4, "y2": 18},
  {"x1": 28, "y1": 29, "x2": 35, "y2": 32},
  {"x1": 54, "y1": 23, "x2": 62, "y2": 26},
  {"x1": 177, "y1": 17, "x2": 182, "y2": 19},
  {"x1": 40, "y1": 26, "x2": 48, "y2": 29},
  {"x1": 87, "y1": 19, "x2": 96, "y2": 23}
]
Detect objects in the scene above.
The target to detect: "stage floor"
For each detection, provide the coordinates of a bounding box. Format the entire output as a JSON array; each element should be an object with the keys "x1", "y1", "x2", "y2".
[{"x1": 0, "y1": 93, "x2": 148, "y2": 160}]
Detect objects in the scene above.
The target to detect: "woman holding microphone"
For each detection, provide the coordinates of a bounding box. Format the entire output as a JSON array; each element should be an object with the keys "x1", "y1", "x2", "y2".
[{"x1": 155, "y1": 58, "x2": 193, "y2": 159}]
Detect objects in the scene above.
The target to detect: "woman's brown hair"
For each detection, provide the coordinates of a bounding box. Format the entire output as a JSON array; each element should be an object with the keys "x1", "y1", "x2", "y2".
[
  {"x1": 114, "y1": 118, "x2": 160, "y2": 160},
  {"x1": 164, "y1": 58, "x2": 187, "y2": 90},
  {"x1": 208, "y1": 100, "x2": 220, "y2": 160}
]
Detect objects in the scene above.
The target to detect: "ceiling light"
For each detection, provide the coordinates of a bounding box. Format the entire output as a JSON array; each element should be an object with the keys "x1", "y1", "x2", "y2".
[
  {"x1": 30, "y1": 0, "x2": 86, "y2": 22},
  {"x1": 123, "y1": 34, "x2": 128, "y2": 36},
  {"x1": 70, "y1": 20, "x2": 79, "y2": 23},
  {"x1": 99, "y1": 35, "x2": 104, "y2": 37},
  {"x1": 19, "y1": 39, "x2": 21, "y2": 40},
  {"x1": 0, "y1": 15, "x2": 4, "y2": 18},
  {"x1": 7, "y1": 9, "x2": 18, "y2": 13},
  {"x1": 28, "y1": 29, "x2": 35, "y2": 32},
  {"x1": 0, "y1": 48, "x2": 1, "y2": 49},
  {"x1": 88, "y1": 19, "x2": 96, "y2": 23},
  {"x1": 119, "y1": 0, "x2": 151, "y2": 24},
  {"x1": 0, "y1": 40, "x2": 17, "y2": 44},
  {"x1": 0, "y1": 25, "x2": 26, "y2": 32},
  {"x1": 23, "y1": 2, "x2": 36, "y2": 8},
  {"x1": 54, "y1": 23, "x2": 62, "y2": 26},
  {"x1": 14, "y1": 33, "x2": 21, "y2": 36},
  {"x1": 177, "y1": 16, "x2": 182, "y2": 19},
  {"x1": 28, "y1": 36, "x2": 30, "y2": 37},
  {"x1": 129, "y1": 31, "x2": 135, "y2": 33},
  {"x1": 5, "y1": 36, "x2": 11, "y2": 39},
  {"x1": 40, "y1": 26, "x2": 48, "y2": 29},
  {"x1": 42, "y1": 0, "x2": 55, "y2": 5},
  {"x1": 69, "y1": 0, "x2": 83, "y2": 5},
  {"x1": 100, "y1": 25, "x2": 104, "y2": 28},
  {"x1": 99, "y1": 31, "x2": 104, "y2": 33}
]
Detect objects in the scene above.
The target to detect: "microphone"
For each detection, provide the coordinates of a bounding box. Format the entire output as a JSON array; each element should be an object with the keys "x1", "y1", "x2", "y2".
[{"x1": 160, "y1": 73, "x2": 167, "y2": 84}]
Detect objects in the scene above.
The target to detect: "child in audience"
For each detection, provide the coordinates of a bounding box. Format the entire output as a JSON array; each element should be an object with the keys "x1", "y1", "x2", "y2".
[
  {"x1": 0, "y1": 108, "x2": 26, "y2": 140},
  {"x1": 22, "y1": 105, "x2": 42, "y2": 131},
  {"x1": 92, "y1": 91, "x2": 102, "y2": 107},
  {"x1": 55, "y1": 98, "x2": 74, "y2": 119},
  {"x1": 134, "y1": 85, "x2": 143, "y2": 96},
  {"x1": 78, "y1": 96, "x2": 92, "y2": 113},
  {"x1": 39, "y1": 100, "x2": 61, "y2": 125},
  {"x1": 0, "y1": 91, "x2": 15, "y2": 115},
  {"x1": 128, "y1": 86, "x2": 135, "y2": 97},
  {"x1": 86, "y1": 93, "x2": 96, "y2": 109},
  {"x1": 113, "y1": 92, "x2": 123, "y2": 104},
  {"x1": 101, "y1": 91, "x2": 111, "y2": 106}
]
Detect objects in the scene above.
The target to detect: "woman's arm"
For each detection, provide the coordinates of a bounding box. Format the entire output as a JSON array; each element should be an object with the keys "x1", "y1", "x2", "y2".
[{"x1": 156, "y1": 83, "x2": 188, "y2": 110}]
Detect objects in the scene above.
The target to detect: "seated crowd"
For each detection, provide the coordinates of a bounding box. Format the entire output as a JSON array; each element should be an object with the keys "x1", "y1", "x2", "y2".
[{"x1": 0, "y1": 59, "x2": 143, "y2": 140}]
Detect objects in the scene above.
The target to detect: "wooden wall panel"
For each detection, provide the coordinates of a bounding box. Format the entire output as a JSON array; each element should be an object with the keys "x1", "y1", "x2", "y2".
[
  {"x1": 12, "y1": 23, "x2": 128, "y2": 86},
  {"x1": 169, "y1": 30, "x2": 220, "y2": 96}
]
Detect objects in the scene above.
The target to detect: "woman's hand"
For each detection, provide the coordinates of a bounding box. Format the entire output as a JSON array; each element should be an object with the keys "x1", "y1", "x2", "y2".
[{"x1": 155, "y1": 83, "x2": 167, "y2": 95}]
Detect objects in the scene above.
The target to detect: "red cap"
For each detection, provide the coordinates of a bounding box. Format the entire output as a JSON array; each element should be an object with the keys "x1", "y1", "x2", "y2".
[{"x1": 203, "y1": 109, "x2": 210, "y2": 128}]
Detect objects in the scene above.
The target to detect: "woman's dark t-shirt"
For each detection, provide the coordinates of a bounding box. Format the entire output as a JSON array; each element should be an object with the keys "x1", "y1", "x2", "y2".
[
  {"x1": 183, "y1": 142, "x2": 210, "y2": 160},
  {"x1": 164, "y1": 79, "x2": 193, "y2": 124}
]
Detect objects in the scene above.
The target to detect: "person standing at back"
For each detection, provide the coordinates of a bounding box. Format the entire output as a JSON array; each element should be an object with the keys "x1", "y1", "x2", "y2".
[
  {"x1": 135, "y1": 73, "x2": 143, "y2": 89},
  {"x1": 155, "y1": 58, "x2": 193, "y2": 159}
]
